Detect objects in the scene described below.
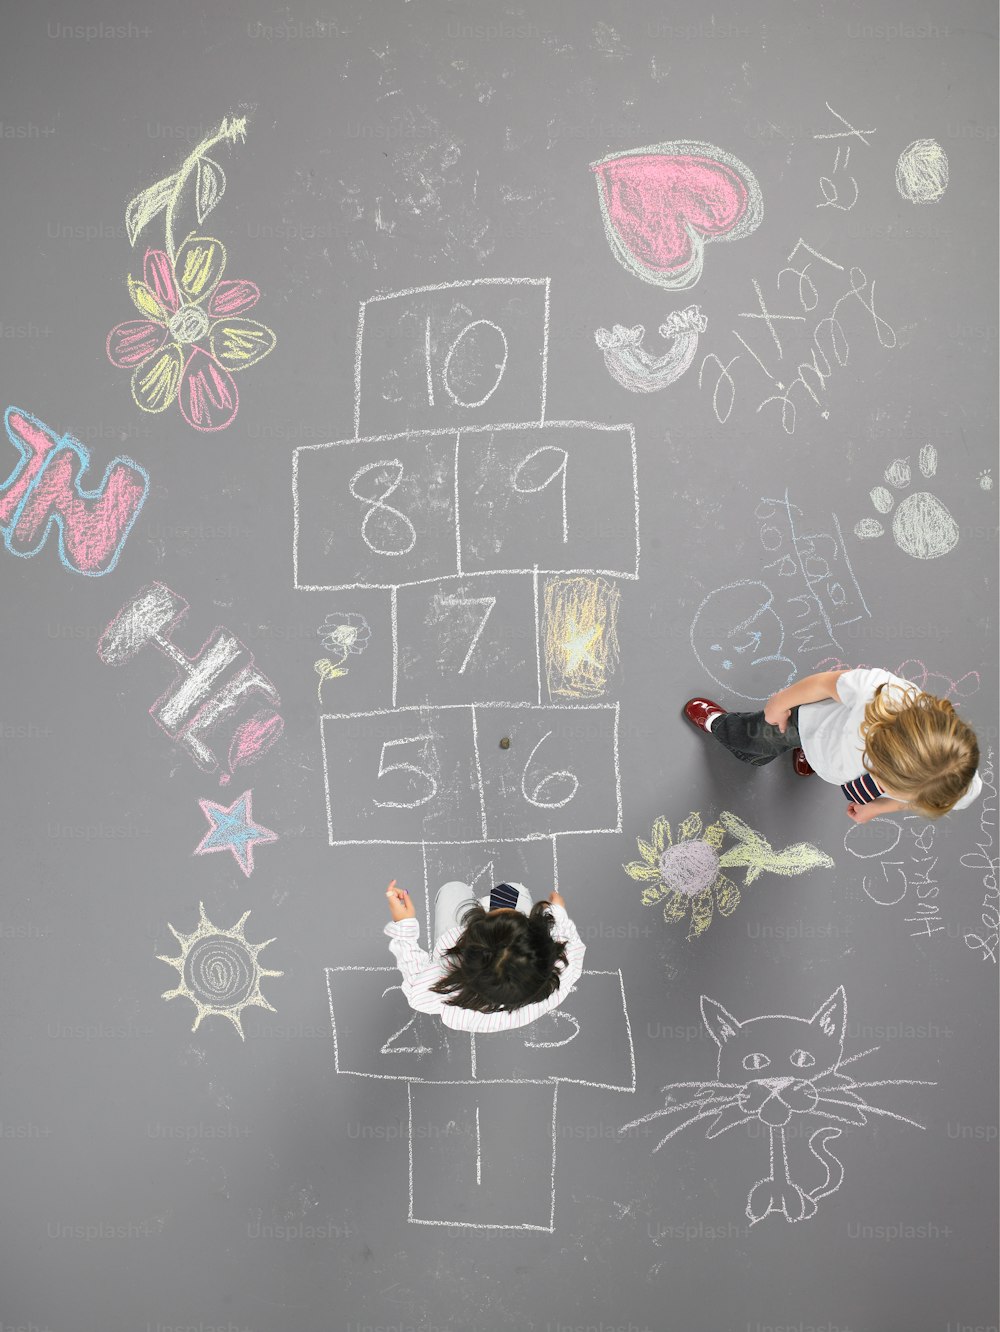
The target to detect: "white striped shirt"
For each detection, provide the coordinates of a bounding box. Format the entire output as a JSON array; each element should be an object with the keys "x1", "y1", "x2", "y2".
[{"x1": 383, "y1": 904, "x2": 587, "y2": 1033}]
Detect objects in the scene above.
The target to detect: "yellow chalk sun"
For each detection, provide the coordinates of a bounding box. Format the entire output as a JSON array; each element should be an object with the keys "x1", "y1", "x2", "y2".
[{"x1": 158, "y1": 902, "x2": 283, "y2": 1040}]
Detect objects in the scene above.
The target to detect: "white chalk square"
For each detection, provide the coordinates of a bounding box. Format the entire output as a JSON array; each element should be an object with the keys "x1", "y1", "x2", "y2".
[
  {"x1": 325, "y1": 967, "x2": 474, "y2": 1082},
  {"x1": 408, "y1": 1080, "x2": 557, "y2": 1230},
  {"x1": 456, "y1": 423, "x2": 638, "y2": 578},
  {"x1": 355, "y1": 279, "x2": 548, "y2": 437},
  {"x1": 471, "y1": 970, "x2": 635, "y2": 1091},
  {"x1": 320, "y1": 706, "x2": 485, "y2": 845},
  {"x1": 394, "y1": 573, "x2": 538, "y2": 707},
  {"x1": 477, "y1": 704, "x2": 621, "y2": 840},
  {"x1": 293, "y1": 433, "x2": 458, "y2": 590}
]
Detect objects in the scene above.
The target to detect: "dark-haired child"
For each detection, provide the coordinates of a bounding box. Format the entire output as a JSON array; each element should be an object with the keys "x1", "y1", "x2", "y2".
[{"x1": 383, "y1": 879, "x2": 586, "y2": 1033}]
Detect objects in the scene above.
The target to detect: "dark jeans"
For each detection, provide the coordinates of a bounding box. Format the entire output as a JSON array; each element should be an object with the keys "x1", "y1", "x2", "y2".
[{"x1": 711, "y1": 706, "x2": 802, "y2": 767}]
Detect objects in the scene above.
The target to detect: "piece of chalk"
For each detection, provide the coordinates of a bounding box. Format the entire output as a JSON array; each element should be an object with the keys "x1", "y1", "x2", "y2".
[{"x1": 499, "y1": 737, "x2": 511, "y2": 749}]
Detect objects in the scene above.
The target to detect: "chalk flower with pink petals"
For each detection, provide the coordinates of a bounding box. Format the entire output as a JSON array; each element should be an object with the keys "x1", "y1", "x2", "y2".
[{"x1": 107, "y1": 115, "x2": 275, "y2": 432}]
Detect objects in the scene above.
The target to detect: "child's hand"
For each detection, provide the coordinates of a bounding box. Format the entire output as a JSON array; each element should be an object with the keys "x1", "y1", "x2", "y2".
[
  {"x1": 549, "y1": 890, "x2": 565, "y2": 909},
  {"x1": 763, "y1": 696, "x2": 791, "y2": 732},
  {"x1": 845, "y1": 801, "x2": 877, "y2": 823},
  {"x1": 385, "y1": 880, "x2": 416, "y2": 921}
]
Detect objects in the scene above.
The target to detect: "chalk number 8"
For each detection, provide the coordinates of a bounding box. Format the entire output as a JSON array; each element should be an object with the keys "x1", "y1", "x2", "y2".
[{"x1": 349, "y1": 459, "x2": 416, "y2": 557}]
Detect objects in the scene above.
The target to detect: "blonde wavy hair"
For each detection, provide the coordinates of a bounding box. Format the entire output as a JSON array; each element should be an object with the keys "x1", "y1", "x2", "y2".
[{"x1": 861, "y1": 683, "x2": 979, "y2": 817}]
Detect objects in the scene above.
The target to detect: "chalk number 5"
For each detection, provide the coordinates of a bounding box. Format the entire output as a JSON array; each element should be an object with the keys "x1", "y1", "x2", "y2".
[{"x1": 373, "y1": 735, "x2": 438, "y2": 809}]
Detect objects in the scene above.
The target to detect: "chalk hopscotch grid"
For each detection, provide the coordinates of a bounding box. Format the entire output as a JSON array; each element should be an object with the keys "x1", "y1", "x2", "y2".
[
  {"x1": 352, "y1": 277, "x2": 551, "y2": 440},
  {"x1": 318, "y1": 702, "x2": 622, "y2": 846},
  {"x1": 320, "y1": 276, "x2": 636, "y2": 1229},
  {"x1": 291, "y1": 421, "x2": 639, "y2": 592}
]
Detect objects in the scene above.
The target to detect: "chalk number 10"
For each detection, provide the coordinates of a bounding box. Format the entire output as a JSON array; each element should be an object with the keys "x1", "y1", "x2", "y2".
[{"x1": 424, "y1": 317, "x2": 509, "y2": 410}]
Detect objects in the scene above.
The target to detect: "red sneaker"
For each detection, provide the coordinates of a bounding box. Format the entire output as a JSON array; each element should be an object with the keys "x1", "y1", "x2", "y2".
[
  {"x1": 684, "y1": 698, "x2": 725, "y2": 733},
  {"x1": 792, "y1": 747, "x2": 814, "y2": 777}
]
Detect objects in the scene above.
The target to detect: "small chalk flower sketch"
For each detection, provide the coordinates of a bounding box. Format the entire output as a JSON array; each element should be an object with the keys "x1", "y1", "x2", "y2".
[
  {"x1": 624, "y1": 812, "x2": 832, "y2": 939},
  {"x1": 853, "y1": 445, "x2": 960, "y2": 559},
  {"x1": 315, "y1": 612, "x2": 371, "y2": 701},
  {"x1": 621, "y1": 987, "x2": 935, "y2": 1224},
  {"x1": 106, "y1": 116, "x2": 276, "y2": 432},
  {"x1": 895, "y1": 138, "x2": 949, "y2": 204},
  {"x1": 979, "y1": 470, "x2": 993, "y2": 492},
  {"x1": 594, "y1": 306, "x2": 708, "y2": 393},
  {"x1": 158, "y1": 902, "x2": 283, "y2": 1040}
]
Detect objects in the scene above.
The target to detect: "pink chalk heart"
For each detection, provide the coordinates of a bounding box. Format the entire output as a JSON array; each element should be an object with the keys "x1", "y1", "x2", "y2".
[{"x1": 591, "y1": 141, "x2": 763, "y2": 290}]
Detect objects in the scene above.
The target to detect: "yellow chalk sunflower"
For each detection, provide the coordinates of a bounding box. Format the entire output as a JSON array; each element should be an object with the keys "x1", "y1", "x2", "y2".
[{"x1": 623, "y1": 812, "x2": 741, "y2": 939}]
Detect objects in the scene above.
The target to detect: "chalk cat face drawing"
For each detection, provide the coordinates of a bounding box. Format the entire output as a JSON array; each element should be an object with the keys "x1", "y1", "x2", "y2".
[
  {"x1": 622, "y1": 985, "x2": 935, "y2": 1225},
  {"x1": 701, "y1": 989, "x2": 846, "y2": 1131}
]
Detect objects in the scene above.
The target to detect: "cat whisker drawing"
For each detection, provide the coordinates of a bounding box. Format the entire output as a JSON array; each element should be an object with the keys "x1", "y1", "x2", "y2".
[
  {"x1": 622, "y1": 987, "x2": 936, "y2": 1223},
  {"x1": 624, "y1": 1092, "x2": 740, "y2": 1126}
]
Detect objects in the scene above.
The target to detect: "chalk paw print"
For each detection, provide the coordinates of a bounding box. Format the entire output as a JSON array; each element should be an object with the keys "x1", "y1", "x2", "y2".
[
  {"x1": 853, "y1": 445, "x2": 959, "y2": 559},
  {"x1": 979, "y1": 470, "x2": 993, "y2": 492}
]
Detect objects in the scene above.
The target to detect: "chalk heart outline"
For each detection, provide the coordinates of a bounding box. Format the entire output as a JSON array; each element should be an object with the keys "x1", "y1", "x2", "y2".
[{"x1": 591, "y1": 141, "x2": 763, "y2": 290}]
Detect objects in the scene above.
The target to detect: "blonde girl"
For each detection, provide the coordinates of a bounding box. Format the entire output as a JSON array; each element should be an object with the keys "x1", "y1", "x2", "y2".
[{"x1": 685, "y1": 667, "x2": 981, "y2": 821}]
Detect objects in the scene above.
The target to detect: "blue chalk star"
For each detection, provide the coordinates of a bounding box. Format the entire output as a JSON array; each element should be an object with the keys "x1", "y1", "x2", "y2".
[{"x1": 194, "y1": 789, "x2": 278, "y2": 878}]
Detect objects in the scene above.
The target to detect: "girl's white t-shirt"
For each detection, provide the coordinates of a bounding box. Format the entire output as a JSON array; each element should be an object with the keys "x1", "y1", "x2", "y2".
[{"x1": 797, "y1": 667, "x2": 981, "y2": 810}]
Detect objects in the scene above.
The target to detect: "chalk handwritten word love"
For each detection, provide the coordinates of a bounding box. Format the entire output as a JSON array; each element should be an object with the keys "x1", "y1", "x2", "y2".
[{"x1": 0, "y1": 406, "x2": 148, "y2": 576}]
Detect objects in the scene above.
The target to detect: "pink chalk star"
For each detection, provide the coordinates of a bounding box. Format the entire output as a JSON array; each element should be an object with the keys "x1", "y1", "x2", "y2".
[{"x1": 194, "y1": 789, "x2": 277, "y2": 878}]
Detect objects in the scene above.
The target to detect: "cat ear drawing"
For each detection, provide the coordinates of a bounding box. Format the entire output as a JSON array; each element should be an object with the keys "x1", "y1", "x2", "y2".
[
  {"x1": 809, "y1": 986, "x2": 847, "y2": 1043},
  {"x1": 700, "y1": 995, "x2": 742, "y2": 1046}
]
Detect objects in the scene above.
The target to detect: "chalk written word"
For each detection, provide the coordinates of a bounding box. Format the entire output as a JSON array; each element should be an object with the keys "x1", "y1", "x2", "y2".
[
  {"x1": 961, "y1": 749, "x2": 998, "y2": 963},
  {"x1": 97, "y1": 582, "x2": 283, "y2": 779},
  {"x1": 0, "y1": 406, "x2": 148, "y2": 576},
  {"x1": 158, "y1": 901, "x2": 282, "y2": 1040},
  {"x1": 812, "y1": 100, "x2": 877, "y2": 213},
  {"x1": 699, "y1": 238, "x2": 897, "y2": 433},
  {"x1": 846, "y1": 814, "x2": 948, "y2": 939},
  {"x1": 690, "y1": 490, "x2": 871, "y2": 701},
  {"x1": 594, "y1": 306, "x2": 707, "y2": 392},
  {"x1": 591, "y1": 142, "x2": 763, "y2": 290},
  {"x1": 753, "y1": 492, "x2": 871, "y2": 656},
  {"x1": 622, "y1": 987, "x2": 935, "y2": 1224}
]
